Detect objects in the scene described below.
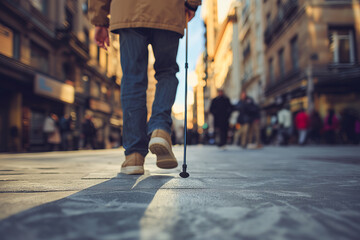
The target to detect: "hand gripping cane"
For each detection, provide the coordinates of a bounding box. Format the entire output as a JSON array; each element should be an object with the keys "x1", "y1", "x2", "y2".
[{"x1": 179, "y1": 16, "x2": 190, "y2": 178}]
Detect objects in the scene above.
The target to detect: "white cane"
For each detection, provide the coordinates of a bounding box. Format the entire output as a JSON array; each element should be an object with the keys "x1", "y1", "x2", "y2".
[{"x1": 180, "y1": 15, "x2": 190, "y2": 178}]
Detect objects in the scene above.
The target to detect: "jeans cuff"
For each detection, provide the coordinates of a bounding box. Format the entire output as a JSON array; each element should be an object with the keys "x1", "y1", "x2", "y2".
[
  {"x1": 147, "y1": 125, "x2": 171, "y2": 136},
  {"x1": 125, "y1": 148, "x2": 148, "y2": 157}
]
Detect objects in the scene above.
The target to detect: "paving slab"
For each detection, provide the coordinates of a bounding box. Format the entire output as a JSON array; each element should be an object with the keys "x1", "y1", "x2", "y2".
[{"x1": 0, "y1": 146, "x2": 360, "y2": 240}]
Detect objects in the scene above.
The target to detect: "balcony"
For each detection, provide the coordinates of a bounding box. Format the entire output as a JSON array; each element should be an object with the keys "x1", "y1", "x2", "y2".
[
  {"x1": 264, "y1": 0, "x2": 299, "y2": 45},
  {"x1": 313, "y1": 64, "x2": 360, "y2": 88},
  {"x1": 265, "y1": 68, "x2": 303, "y2": 96}
]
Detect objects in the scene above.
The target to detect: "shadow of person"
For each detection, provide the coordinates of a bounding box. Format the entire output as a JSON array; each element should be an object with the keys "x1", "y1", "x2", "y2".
[{"x1": 0, "y1": 172, "x2": 174, "y2": 240}]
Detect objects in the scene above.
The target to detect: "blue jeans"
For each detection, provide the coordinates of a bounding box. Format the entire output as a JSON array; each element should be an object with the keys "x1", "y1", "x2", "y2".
[{"x1": 118, "y1": 28, "x2": 180, "y2": 157}]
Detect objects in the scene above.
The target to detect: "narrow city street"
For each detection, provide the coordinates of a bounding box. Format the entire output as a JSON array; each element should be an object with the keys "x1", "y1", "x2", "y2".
[{"x1": 0, "y1": 145, "x2": 360, "y2": 240}]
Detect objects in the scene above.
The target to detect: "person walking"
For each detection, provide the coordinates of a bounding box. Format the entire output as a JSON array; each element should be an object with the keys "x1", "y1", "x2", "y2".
[
  {"x1": 89, "y1": 0, "x2": 202, "y2": 174},
  {"x1": 277, "y1": 103, "x2": 292, "y2": 146},
  {"x1": 43, "y1": 113, "x2": 61, "y2": 151},
  {"x1": 82, "y1": 115, "x2": 97, "y2": 150},
  {"x1": 59, "y1": 114, "x2": 72, "y2": 151},
  {"x1": 210, "y1": 89, "x2": 233, "y2": 148},
  {"x1": 235, "y1": 91, "x2": 255, "y2": 148},
  {"x1": 323, "y1": 108, "x2": 339, "y2": 144},
  {"x1": 247, "y1": 101, "x2": 262, "y2": 149},
  {"x1": 295, "y1": 108, "x2": 309, "y2": 145},
  {"x1": 308, "y1": 110, "x2": 323, "y2": 144}
]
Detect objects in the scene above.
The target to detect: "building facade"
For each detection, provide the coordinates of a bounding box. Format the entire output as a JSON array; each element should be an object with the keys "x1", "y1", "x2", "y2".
[
  {"x1": 263, "y1": 0, "x2": 360, "y2": 117},
  {"x1": 237, "y1": 0, "x2": 266, "y2": 103},
  {"x1": 202, "y1": 0, "x2": 242, "y2": 135},
  {"x1": 0, "y1": 0, "x2": 122, "y2": 152}
]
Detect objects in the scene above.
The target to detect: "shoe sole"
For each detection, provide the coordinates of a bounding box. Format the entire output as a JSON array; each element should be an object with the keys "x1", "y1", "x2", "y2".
[
  {"x1": 149, "y1": 137, "x2": 178, "y2": 169},
  {"x1": 121, "y1": 166, "x2": 144, "y2": 175}
]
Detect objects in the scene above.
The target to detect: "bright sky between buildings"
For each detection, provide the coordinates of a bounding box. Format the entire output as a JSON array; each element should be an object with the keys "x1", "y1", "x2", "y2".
[{"x1": 173, "y1": 0, "x2": 233, "y2": 116}]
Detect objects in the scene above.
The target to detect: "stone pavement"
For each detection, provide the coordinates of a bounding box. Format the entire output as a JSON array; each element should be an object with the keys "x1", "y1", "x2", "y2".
[{"x1": 0, "y1": 145, "x2": 360, "y2": 240}]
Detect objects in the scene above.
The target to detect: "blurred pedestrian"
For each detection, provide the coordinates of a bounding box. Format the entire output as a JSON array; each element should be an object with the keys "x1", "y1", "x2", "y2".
[
  {"x1": 268, "y1": 114, "x2": 279, "y2": 145},
  {"x1": 277, "y1": 103, "x2": 292, "y2": 146},
  {"x1": 234, "y1": 91, "x2": 255, "y2": 148},
  {"x1": 43, "y1": 113, "x2": 61, "y2": 151},
  {"x1": 89, "y1": 0, "x2": 202, "y2": 174},
  {"x1": 233, "y1": 123, "x2": 241, "y2": 146},
  {"x1": 247, "y1": 101, "x2": 262, "y2": 149},
  {"x1": 323, "y1": 108, "x2": 339, "y2": 144},
  {"x1": 340, "y1": 108, "x2": 358, "y2": 144},
  {"x1": 82, "y1": 115, "x2": 97, "y2": 149},
  {"x1": 308, "y1": 110, "x2": 323, "y2": 144},
  {"x1": 59, "y1": 114, "x2": 72, "y2": 151},
  {"x1": 210, "y1": 89, "x2": 233, "y2": 148},
  {"x1": 295, "y1": 108, "x2": 309, "y2": 145}
]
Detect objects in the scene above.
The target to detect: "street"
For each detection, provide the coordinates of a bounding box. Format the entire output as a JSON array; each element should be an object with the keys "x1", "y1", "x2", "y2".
[{"x1": 0, "y1": 145, "x2": 360, "y2": 240}]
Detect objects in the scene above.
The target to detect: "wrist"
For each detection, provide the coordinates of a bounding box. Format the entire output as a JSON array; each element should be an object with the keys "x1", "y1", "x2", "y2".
[{"x1": 185, "y1": 2, "x2": 197, "y2": 12}]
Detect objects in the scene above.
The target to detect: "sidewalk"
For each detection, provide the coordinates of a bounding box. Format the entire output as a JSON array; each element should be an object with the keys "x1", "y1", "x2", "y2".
[{"x1": 1, "y1": 146, "x2": 360, "y2": 240}]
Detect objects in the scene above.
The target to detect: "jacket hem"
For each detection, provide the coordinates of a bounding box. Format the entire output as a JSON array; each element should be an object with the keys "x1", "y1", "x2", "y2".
[{"x1": 110, "y1": 22, "x2": 184, "y2": 36}]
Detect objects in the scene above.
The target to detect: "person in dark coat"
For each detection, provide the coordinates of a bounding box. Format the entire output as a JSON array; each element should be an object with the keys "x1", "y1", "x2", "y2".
[
  {"x1": 210, "y1": 89, "x2": 233, "y2": 148},
  {"x1": 323, "y1": 108, "x2": 339, "y2": 144},
  {"x1": 308, "y1": 110, "x2": 322, "y2": 144},
  {"x1": 235, "y1": 91, "x2": 256, "y2": 148}
]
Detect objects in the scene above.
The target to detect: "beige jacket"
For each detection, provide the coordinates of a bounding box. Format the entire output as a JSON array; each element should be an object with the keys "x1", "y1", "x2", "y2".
[{"x1": 89, "y1": 0, "x2": 201, "y2": 36}]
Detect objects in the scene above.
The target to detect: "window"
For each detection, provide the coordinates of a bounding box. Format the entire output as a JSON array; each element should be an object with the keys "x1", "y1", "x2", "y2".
[
  {"x1": 65, "y1": 8, "x2": 73, "y2": 31},
  {"x1": 277, "y1": 0, "x2": 284, "y2": 19},
  {"x1": 269, "y1": 58, "x2": 274, "y2": 83},
  {"x1": 266, "y1": 13, "x2": 271, "y2": 29},
  {"x1": 290, "y1": 36, "x2": 299, "y2": 70},
  {"x1": 13, "y1": 31, "x2": 20, "y2": 60},
  {"x1": 244, "y1": 59, "x2": 253, "y2": 81},
  {"x1": 278, "y1": 48, "x2": 285, "y2": 79},
  {"x1": 0, "y1": 23, "x2": 20, "y2": 59},
  {"x1": 242, "y1": 0, "x2": 250, "y2": 15},
  {"x1": 90, "y1": 81, "x2": 101, "y2": 98},
  {"x1": 62, "y1": 63, "x2": 70, "y2": 81},
  {"x1": 30, "y1": 0, "x2": 47, "y2": 15},
  {"x1": 329, "y1": 28, "x2": 355, "y2": 64},
  {"x1": 82, "y1": 2, "x2": 88, "y2": 14},
  {"x1": 30, "y1": 41, "x2": 49, "y2": 73},
  {"x1": 82, "y1": 75, "x2": 90, "y2": 94},
  {"x1": 241, "y1": 0, "x2": 251, "y2": 24},
  {"x1": 84, "y1": 28, "x2": 90, "y2": 50}
]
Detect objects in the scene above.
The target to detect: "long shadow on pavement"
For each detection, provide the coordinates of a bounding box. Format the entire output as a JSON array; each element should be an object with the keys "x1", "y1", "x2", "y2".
[{"x1": 0, "y1": 173, "x2": 173, "y2": 240}]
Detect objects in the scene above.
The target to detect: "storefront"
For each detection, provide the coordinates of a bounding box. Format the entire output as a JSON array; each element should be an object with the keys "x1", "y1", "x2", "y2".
[
  {"x1": 24, "y1": 74, "x2": 75, "y2": 151},
  {"x1": 86, "y1": 97, "x2": 112, "y2": 149}
]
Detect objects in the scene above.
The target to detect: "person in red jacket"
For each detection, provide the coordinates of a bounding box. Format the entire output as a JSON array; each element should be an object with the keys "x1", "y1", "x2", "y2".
[{"x1": 295, "y1": 108, "x2": 309, "y2": 145}]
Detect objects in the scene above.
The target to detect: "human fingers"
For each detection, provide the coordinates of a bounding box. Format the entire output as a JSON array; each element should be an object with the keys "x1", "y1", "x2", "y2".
[
  {"x1": 185, "y1": 9, "x2": 195, "y2": 22},
  {"x1": 188, "y1": 11, "x2": 195, "y2": 21}
]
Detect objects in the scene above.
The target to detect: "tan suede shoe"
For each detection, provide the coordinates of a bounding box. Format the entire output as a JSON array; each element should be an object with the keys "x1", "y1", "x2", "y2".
[
  {"x1": 121, "y1": 152, "x2": 145, "y2": 175},
  {"x1": 149, "y1": 129, "x2": 178, "y2": 169}
]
